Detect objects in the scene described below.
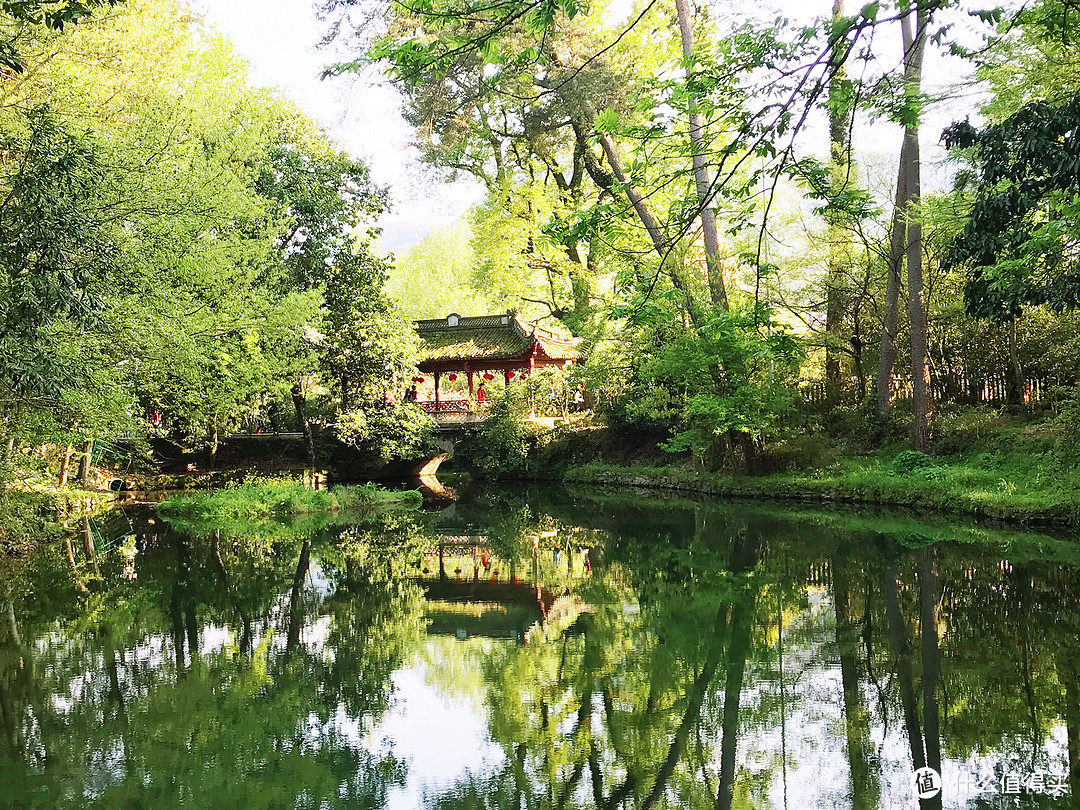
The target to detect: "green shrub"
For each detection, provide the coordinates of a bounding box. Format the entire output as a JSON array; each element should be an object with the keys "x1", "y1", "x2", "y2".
[
  {"x1": 760, "y1": 433, "x2": 838, "y2": 472},
  {"x1": 160, "y1": 476, "x2": 427, "y2": 521},
  {"x1": 330, "y1": 482, "x2": 422, "y2": 509},
  {"x1": 890, "y1": 450, "x2": 940, "y2": 477},
  {"x1": 159, "y1": 478, "x2": 333, "y2": 520},
  {"x1": 1051, "y1": 385, "x2": 1080, "y2": 470},
  {"x1": 930, "y1": 405, "x2": 1001, "y2": 455},
  {"x1": 335, "y1": 402, "x2": 438, "y2": 461},
  {"x1": 858, "y1": 398, "x2": 909, "y2": 446},
  {"x1": 453, "y1": 388, "x2": 545, "y2": 476}
]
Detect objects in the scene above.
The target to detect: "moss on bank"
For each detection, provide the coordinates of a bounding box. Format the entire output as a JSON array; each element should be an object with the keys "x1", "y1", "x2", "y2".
[{"x1": 158, "y1": 479, "x2": 422, "y2": 522}]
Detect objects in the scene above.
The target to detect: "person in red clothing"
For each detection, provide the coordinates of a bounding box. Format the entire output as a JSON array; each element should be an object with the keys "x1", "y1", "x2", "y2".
[{"x1": 477, "y1": 382, "x2": 486, "y2": 404}]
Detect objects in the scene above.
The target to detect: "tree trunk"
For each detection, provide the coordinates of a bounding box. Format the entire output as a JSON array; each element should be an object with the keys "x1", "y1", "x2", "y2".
[
  {"x1": 1062, "y1": 648, "x2": 1080, "y2": 802},
  {"x1": 834, "y1": 552, "x2": 878, "y2": 809},
  {"x1": 58, "y1": 444, "x2": 72, "y2": 487},
  {"x1": 595, "y1": 133, "x2": 703, "y2": 327},
  {"x1": 1006, "y1": 318, "x2": 1024, "y2": 409},
  {"x1": 4, "y1": 600, "x2": 20, "y2": 648},
  {"x1": 902, "y1": 6, "x2": 931, "y2": 451},
  {"x1": 81, "y1": 517, "x2": 100, "y2": 578},
  {"x1": 292, "y1": 381, "x2": 315, "y2": 464},
  {"x1": 77, "y1": 439, "x2": 93, "y2": 487},
  {"x1": 825, "y1": 0, "x2": 852, "y2": 404},
  {"x1": 287, "y1": 540, "x2": 311, "y2": 654},
  {"x1": 673, "y1": 0, "x2": 728, "y2": 310},
  {"x1": 577, "y1": 121, "x2": 704, "y2": 329},
  {"x1": 918, "y1": 549, "x2": 942, "y2": 810},
  {"x1": 207, "y1": 420, "x2": 219, "y2": 468},
  {"x1": 851, "y1": 331, "x2": 867, "y2": 402},
  {"x1": 714, "y1": 589, "x2": 756, "y2": 810},
  {"x1": 882, "y1": 562, "x2": 926, "y2": 771},
  {"x1": 641, "y1": 604, "x2": 731, "y2": 810},
  {"x1": 877, "y1": 135, "x2": 911, "y2": 416}
]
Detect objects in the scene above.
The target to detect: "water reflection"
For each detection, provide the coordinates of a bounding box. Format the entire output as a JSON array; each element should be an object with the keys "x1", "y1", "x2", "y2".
[{"x1": 1, "y1": 487, "x2": 1079, "y2": 809}]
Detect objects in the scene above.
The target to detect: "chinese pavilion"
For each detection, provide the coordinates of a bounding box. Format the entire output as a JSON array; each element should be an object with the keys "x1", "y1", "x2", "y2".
[{"x1": 413, "y1": 312, "x2": 581, "y2": 415}]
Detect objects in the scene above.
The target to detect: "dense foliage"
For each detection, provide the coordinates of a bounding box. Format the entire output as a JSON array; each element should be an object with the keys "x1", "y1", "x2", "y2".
[
  {"x1": 7, "y1": 0, "x2": 1080, "y2": 494},
  {"x1": 0, "y1": 0, "x2": 421, "y2": 491},
  {"x1": 319, "y1": 0, "x2": 1080, "y2": 466}
]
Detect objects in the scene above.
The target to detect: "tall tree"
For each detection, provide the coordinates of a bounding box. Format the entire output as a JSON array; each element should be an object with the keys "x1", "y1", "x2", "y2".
[
  {"x1": 875, "y1": 1, "x2": 931, "y2": 452},
  {"x1": 824, "y1": 0, "x2": 853, "y2": 403},
  {"x1": 903, "y1": 3, "x2": 931, "y2": 451}
]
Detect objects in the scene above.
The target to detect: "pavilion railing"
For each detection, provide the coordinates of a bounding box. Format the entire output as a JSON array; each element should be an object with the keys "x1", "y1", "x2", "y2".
[{"x1": 420, "y1": 401, "x2": 486, "y2": 414}]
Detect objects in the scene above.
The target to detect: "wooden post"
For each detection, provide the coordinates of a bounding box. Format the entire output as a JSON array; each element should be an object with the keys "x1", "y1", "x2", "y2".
[
  {"x1": 504, "y1": 368, "x2": 511, "y2": 387},
  {"x1": 58, "y1": 444, "x2": 73, "y2": 486},
  {"x1": 207, "y1": 420, "x2": 219, "y2": 468},
  {"x1": 434, "y1": 372, "x2": 441, "y2": 407},
  {"x1": 77, "y1": 440, "x2": 93, "y2": 486},
  {"x1": 467, "y1": 365, "x2": 474, "y2": 398},
  {"x1": 528, "y1": 353, "x2": 536, "y2": 417}
]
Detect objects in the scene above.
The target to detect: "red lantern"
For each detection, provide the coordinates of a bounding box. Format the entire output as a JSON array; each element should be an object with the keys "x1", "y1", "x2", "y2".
[
  {"x1": 507, "y1": 372, "x2": 515, "y2": 380},
  {"x1": 448, "y1": 373, "x2": 457, "y2": 381},
  {"x1": 483, "y1": 373, "x2": 494, "y2": 380},
  {"x1": 412, "y1": 376, "x2": 424, "y2": 383}
]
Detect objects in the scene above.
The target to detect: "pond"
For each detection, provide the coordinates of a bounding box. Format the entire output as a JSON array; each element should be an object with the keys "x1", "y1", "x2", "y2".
[{"x1": 1, "y1": 483, "x2": 1078, "y2": 809}]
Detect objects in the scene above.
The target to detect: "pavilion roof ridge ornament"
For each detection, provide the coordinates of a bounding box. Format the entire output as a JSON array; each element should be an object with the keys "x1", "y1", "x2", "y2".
[{"x1": 416, "y1": 311, "x2": 517, "y2": 332}]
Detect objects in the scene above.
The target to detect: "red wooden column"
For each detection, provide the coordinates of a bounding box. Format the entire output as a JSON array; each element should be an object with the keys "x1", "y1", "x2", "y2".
[
  {"x1": 504, "y1": 368, "x2": 511, "y2": 387},
  {"x1": 527, "y1": 349, "x2": 536, "y2": 417},
  {"x1": 434, "y1": 372, "x2": 441, "y2": 407},
  {"x1": 466, "y1": 363, "x2": 474, "y2": 398}
]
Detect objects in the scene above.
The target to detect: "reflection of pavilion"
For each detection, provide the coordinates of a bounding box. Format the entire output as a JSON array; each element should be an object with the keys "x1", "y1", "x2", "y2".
[{"x1": 415, "y1": 532, "x2": 591, "y2": 642}]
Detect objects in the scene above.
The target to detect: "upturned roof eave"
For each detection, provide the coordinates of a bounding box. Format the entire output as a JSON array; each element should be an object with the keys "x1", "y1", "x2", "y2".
[{"x1": 415, "y1": 312, "x2": 582, "y2": 368}]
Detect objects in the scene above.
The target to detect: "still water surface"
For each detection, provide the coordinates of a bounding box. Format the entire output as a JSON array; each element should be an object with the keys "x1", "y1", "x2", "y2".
[{"x1": 2, "y1": 484, "x2": 1079, "y2": 809}]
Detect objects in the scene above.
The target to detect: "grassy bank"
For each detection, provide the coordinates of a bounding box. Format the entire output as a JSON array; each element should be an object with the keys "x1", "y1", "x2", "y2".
[
  {"x1": 564, "y1": 453, "x2": 1080, "y2": 527},
  {"x1": 547, "y1": 412, "x2": 1080, "y2": 528},
  {"x1": 158, "y1": 479, "x2": 422, "y2": 521}
]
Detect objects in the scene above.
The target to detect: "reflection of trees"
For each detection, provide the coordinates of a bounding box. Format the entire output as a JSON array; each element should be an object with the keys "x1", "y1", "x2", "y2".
[
  {"x1": 879, "y1": 548, "x2": 942, "y2": 810},
  {"x1": 0, "y1": 513, "x2": 429, "y2": 810},
  {"x1": 422, "y1": 489, "x2": 1080, "y2": 810},
  {"x1": 7, "y1": 490, "x2": 1080, "y2": 810},
  {"x1": 422, "y1": 513, "x2": 764, "y2": 810},
  {"x1": 854, "y1": 538, "x2": 1080, "y2": 810},
  {"x1": 832, "y1": 543, "x2": 880, "y2": 810}
]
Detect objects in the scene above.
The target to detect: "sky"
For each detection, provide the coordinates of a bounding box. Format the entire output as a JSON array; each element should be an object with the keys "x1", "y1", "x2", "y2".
[
  {"x1": 190, "y1": 0, "x2": 981, "y2": 254},
  {"x1": 191, "y1": 0, "x2": 485, "y2": 254}
]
